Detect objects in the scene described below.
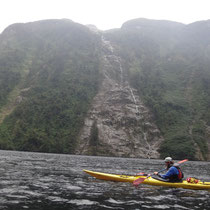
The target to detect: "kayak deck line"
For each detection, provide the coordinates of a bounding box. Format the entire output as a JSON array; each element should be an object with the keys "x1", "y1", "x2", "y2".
[
  {"x1": 83, "y1": 169, "x2": 142, "y2": 177},
  {"x1": 83, "y1": 169, "x2": 210, "y2": 190}
]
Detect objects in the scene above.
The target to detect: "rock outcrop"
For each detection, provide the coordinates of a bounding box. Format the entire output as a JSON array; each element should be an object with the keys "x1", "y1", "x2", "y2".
[{"x1": 76, "y1": 35, "x2": 164, "y2": 158}]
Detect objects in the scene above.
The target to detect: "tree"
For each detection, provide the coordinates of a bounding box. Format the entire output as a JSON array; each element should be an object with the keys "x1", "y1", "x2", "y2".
[{"x1": 89, "y1": 120, "x2": 99, "y2": 155}]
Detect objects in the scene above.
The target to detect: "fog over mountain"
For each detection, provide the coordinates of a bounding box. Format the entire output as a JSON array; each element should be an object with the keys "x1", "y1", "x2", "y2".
[{"x1": 0, "y1": 18, "x2": 210, "y2": 160}]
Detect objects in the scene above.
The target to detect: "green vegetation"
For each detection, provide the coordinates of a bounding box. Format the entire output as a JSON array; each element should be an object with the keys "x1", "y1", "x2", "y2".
[
  {"x1": 159, "y1": 134, "x2": 195, "y2": 160},
  {"x1": 89, "y1": 120, "x2": 99, "y2": 155},
  {"x1": 106, "y1": 19, "x2": 210, "y2": 160},
  {"x1": 0, "y1": 18, "x2": 210, "y2": 159},
  {"x1": 0, "y1": 20, "x2": 102, "y2": 153}
]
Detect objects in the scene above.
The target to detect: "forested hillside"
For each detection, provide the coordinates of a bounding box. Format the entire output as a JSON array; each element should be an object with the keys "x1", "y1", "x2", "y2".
[
  {"x1": 104, "y1": 19, "x2": 210, "y2": 160},
  {"x1": 0, "y1": 20, "x2": 102, "y2": 153},
  {"x1": 0, "y1": 18, "x2": 210, "y2": 160}
]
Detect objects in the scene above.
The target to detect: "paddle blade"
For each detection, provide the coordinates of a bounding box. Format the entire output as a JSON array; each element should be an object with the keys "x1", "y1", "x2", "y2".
[
  {"x1": 178, "y1": 159, "x2": 188, "y2": 164},
  {"x1": 133, "y1": 177, "x2": 146, "y2": 186},
  {"x1": 133, "y1": 174, "x2": 151, "y2": 187}
]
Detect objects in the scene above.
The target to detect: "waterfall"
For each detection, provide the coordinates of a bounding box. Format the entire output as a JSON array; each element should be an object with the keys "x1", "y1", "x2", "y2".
[
  {"x1": 143, "y1": 131, "x2": 152, "y2": 159},
  {"x1": 101, "y1": 36, "x2": 114, "y2": 54},
  {"x1": 129, "y1": 87, "x2": 139, "y2": 113},
  {"x1": 76, "y1": 34, "x2": 162, "y2": 159},
  {"x1": 118, "y1": 57, "x2": 123, "y2": 85},
  {"x1": 101, "y1": 36, "x2": 124, "y2": 86}
]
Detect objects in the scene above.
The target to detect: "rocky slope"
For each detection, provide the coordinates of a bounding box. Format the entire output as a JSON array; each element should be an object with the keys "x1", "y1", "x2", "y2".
[
  {"x1": 0, "y1": 19, "x2": 210, "y2": 160},
  {"x1": 76, "y1": 34, "x2": 164, "y2": 158}
]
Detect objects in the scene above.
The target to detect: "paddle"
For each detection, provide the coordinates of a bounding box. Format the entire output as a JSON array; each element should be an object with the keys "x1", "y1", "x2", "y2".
[
  {"x1": 133, "y1": 159, "x2": 188, "y2": 187},
  {"x1": 177, "y1": 159, "x2": 188, "y2": 164},
  {"x1": 136, "y1": 168, "x2": 166, "y2": 176},
  {"x1": 133, "y1": 174, "x2": 151, "y2": 187},
  {"x1": 136, "y1": 159, "x2": 188, "y2": 175}
]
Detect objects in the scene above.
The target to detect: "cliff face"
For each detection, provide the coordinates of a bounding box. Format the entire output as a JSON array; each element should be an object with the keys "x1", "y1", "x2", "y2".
[
  {"x1": 76, "y1": 34, "x2": 163, "y2": 158},
  {"x1": 0, "y1": 19, "x2": 210, "y2": 160},
  {"x1": 76, "y1": 20, "x2": 210, "y2": 160}
]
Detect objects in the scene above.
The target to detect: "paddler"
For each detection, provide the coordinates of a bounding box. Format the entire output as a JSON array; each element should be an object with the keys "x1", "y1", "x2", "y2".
[{"x1": 154, "y1": 157, "x2": 184, "y2": 182}]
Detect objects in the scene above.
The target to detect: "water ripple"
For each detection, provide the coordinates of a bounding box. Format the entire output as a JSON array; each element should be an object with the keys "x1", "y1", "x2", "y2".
[{"x1": 0, "y1": 150, "x2": 210, "y2": 210}]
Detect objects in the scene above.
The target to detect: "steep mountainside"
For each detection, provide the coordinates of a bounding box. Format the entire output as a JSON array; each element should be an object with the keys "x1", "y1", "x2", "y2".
[
  {"x1": 0, "y1": 20, "x2": 102, "y2": 153},
  {"x1": 105, "y1": 18, "x2": 210, "y2": 160},
  {"x1": 0, "y1": 18, "x2": 210, "y2": 160},
  {"x1": 75, "y1": 34, "x2": 163, "y2": 158}
]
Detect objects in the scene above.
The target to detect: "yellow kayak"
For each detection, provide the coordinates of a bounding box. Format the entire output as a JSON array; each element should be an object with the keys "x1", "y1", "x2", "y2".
[{"x1": 83, "y1": 169, "x2": 210, "y2": 190}]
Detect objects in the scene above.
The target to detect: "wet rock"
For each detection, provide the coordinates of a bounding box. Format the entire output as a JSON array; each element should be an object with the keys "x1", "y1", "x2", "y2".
[{"x1": 76, "y1": 36, "x2": 164, "y2": 158}]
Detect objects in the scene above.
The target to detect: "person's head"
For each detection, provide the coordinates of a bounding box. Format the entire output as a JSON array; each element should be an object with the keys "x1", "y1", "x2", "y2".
[{"x1": 164, "y1": 157, "x2": 174, "y2": 168}]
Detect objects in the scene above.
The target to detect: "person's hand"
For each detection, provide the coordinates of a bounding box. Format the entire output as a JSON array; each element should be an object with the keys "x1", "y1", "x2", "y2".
[{"x1": 154, "y1": 172, "x2": 158, "y2": 175}]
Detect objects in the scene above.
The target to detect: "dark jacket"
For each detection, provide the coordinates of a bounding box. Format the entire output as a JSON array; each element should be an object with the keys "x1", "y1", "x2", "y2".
[{"x1": 159, "y1": 165, "x2": 183, "y2": 181}]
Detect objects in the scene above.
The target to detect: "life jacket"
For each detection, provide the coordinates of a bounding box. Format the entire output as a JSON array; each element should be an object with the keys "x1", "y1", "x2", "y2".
[
  {"x1": 176, "y1": 166, "x2": 184, "y2": 180},
  {"x1": 170, "y1": 165, "x2": 184, "y2": 181}
]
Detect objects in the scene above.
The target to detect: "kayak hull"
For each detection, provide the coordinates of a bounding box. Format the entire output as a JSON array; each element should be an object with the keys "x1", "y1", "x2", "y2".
[{"x1": 83, "y1": 169, "x2": 210, "y2": 190}]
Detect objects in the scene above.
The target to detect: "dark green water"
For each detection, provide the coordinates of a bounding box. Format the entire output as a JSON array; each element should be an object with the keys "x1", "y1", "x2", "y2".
[{"x1": 0, "y1": 150, "x2": 209, "y2": 209}]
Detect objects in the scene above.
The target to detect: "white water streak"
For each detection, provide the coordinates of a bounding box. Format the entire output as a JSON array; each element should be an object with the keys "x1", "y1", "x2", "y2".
[
  {"x1": 101, "y1": 36, "x2": 123, "y2": 86},
  {"x1": 129, "y1": 87, "x2": 139, "y2": 113},
  {"x1": 118, "y1": 57, "x2": 123, "y2": 85},
  {"x1": 101, "y1": 36, "x2": 114, "y2": 53}
]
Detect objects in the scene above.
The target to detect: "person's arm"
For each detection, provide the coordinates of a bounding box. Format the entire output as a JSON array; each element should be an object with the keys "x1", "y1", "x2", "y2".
[{"x1": 159, "y1": 167, "x2": 176, "y2": 179}]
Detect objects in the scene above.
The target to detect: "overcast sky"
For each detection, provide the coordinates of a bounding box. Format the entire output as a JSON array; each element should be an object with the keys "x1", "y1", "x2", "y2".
[{"x1": 1, "y1": 0, "x2": 210, "y2": 33}]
